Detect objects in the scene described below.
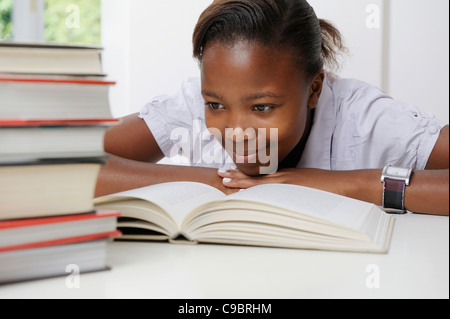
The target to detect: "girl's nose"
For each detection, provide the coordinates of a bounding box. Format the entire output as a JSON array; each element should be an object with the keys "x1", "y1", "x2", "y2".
[
  {"x1": 225, "y1": 126, "x2": 257, "y2": 143},
  {"x1": 224, "y1": 111, "x2": 257, "y2": 142}
]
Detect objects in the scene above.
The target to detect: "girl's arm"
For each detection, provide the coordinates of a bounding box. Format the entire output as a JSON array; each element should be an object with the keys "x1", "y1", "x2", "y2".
[
  {"x1": 219, "y1": 126, "x2": 449, "y2": 216},
  {"x1": 95, "y1": 114, "x2": 231, "y2": 197}
]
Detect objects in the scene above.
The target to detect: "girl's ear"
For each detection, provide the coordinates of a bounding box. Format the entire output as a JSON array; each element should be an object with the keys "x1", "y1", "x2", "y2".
[{"x1": 307, "y1": 70, "x2": 325, "y2": 110}]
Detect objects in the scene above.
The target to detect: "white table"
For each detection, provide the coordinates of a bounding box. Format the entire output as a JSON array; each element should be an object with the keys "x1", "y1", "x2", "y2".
[{"x1": 0, "y1": 213, "x2": 448, "y2": 299}]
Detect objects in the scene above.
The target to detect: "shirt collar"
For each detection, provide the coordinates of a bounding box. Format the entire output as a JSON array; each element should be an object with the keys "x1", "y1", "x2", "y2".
[{"x1": 297, "y1": 75, "x2": 336, "y2": 170}]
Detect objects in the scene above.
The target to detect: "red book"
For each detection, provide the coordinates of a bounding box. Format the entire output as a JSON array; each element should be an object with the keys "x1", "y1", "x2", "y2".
[
  {"x1": 0, "y1": 209, "x2": 120, "y2": 285},
  {"x1": 0, "y1": 210, "x2": 121, "y2": 253},
  {"x1": 0, "y1": 76, "x2": 116, "y2": 120},
  {"x1": 0, "y1": 118, "x2": 120, "y2": 127},
  {"x1": 0, "y1": 77, "x2": 115, "y2": 85}
]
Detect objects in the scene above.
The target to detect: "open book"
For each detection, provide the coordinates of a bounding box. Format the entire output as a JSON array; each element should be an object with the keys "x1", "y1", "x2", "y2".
[{"x1": 93, "y1": 182, "x2": 395, "y2": 253}]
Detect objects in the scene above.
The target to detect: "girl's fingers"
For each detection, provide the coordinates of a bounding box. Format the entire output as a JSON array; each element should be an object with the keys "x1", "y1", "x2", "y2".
[
  {"x1": 222, "y1": 177, "x2": 259, "y2": 189},
  {"x1": 218, "y1": 167, "x2": 284, "y2": 189},
  {"x1": 217, "y1": 167, "x2": 243, "y2": 178}
]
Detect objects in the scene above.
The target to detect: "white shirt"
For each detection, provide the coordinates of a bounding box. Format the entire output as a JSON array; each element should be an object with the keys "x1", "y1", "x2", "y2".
[{"x1": 139, "y1": 76, "x2": 444, "y2": 171}]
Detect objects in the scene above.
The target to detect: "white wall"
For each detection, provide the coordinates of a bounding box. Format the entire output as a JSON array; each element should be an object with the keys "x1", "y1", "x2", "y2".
[
  {"x1": 102, "y1": 0, "x2": 449, "y2": 124},
  {"x1": 308, "y1": 0, "x2": 385, "y2": 91},
  {"x1": 389, "y1": 0, "x2": 449, "y2": 124}
]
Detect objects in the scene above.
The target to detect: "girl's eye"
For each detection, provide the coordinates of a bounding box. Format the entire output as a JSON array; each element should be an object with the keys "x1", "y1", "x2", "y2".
[
  {"x1": 207, "y1": 102, "x2": 224, "y2": 110},
  {"x1": 253, "y1": 105, "x2": 272, "y2": 112}
]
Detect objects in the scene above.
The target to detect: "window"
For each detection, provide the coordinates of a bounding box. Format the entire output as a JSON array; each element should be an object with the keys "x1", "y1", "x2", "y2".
[
  {"x1": 0, "y1": 0, "x2": 13, "y2": 40},
  {"x1": 1, "y1": 0, "x2": 101, "y2": 45},
  {"x1": 45, "y1": 0, "x2": 101, "y2": 45}
]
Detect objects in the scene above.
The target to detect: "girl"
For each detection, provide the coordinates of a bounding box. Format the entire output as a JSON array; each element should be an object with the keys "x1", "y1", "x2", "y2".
[{"x1": 97, "y1": 0, "x2": 449, "y2": 216}]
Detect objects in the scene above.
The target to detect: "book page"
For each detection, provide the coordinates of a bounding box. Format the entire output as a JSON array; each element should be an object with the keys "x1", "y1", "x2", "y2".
[
  {"x1": 224, "y1": 184, "x2": 377, "y2": 231},
  {"x1": 95, "y1": 182, "x2": 226, "y2": 228}
]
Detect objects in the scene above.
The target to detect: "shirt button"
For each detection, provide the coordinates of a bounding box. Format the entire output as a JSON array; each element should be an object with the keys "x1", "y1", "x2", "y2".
[{"x1": 429, "y1": 124, "x2": 440, "y2": 135}]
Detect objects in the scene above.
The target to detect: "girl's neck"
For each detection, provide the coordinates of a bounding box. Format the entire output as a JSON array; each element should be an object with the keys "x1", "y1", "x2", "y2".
[{"x1": 278, "y1": 108, "x2": 315, "y2": 170}]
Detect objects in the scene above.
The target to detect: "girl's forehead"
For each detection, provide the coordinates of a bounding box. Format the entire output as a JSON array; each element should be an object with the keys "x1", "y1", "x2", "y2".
[
  {"x1": 203, "y1": 41, "x2": 296, "y2": 75},
  {"x1": 201, "y1": 41, "x2": 306, "y2": 91},
  {"x1": 202, "y1": 40, "x2": 291, "y2": 65}
]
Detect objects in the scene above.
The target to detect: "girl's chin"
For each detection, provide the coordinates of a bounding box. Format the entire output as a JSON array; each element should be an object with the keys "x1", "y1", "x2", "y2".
[{"x1": 234, "y1": 163, "x2": 275, "y2": 177}]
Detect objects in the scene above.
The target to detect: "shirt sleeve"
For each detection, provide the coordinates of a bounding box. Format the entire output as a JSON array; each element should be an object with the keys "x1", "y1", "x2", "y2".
[
  {"x1": 331, "y1": 78, "x2": 444, "y2": 170},
  {"x1": 138, "y1": 78, "x2": 203, "y2": 159}
]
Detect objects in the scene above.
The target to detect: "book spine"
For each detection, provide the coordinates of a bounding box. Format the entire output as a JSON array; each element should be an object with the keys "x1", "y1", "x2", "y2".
[
  {"x1": 0, "y1": 77, "x2": 115, "y2": 85},
  {"x1": 0, "y1": 230, "x2": 121, "y2": 253}
]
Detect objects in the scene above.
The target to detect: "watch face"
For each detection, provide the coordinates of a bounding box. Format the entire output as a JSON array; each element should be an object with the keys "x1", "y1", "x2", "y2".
[{"x1": 386, "y1": 166, "x2": 410, "y2": 178}]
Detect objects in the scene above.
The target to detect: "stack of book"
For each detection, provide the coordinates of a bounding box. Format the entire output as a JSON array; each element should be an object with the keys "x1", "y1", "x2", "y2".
[{"x1": 0, "y1": 42, "x2": 121, "y2": 285}]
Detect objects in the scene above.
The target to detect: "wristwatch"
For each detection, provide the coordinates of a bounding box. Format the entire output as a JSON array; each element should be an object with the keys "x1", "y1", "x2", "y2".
[{"x1": 381, "y1": 165, "x2": 413, "y2": 214}]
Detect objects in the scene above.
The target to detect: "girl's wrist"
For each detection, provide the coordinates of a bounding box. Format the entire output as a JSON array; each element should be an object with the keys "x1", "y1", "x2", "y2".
[{"x1": 343, "y1": 169, "x2": 383, "y2": 205}]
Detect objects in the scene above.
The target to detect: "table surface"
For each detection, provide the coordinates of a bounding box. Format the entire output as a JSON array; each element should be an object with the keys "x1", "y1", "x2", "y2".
[{"x1": 1, "y1": 213, "x2": 448, "y2": 299}]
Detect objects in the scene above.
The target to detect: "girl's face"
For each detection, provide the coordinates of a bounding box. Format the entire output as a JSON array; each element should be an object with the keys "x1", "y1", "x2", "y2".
[{"x1": 201, "y1": 40, "x2": 320, "y2": 176}]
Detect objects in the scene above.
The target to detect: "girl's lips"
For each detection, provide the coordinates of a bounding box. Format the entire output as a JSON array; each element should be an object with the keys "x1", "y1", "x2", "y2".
[
  {"x1": 224, "y1": 142, "x2": 269, "y2": 163},
  {"x1": 232, "y1": 151, "x2": 258, "y2": 163}
]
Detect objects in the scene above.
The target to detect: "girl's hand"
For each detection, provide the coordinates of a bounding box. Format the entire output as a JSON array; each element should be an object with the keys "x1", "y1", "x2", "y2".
[{"x1": 217, "y1": 167, "x2": 349, "y2": 197}]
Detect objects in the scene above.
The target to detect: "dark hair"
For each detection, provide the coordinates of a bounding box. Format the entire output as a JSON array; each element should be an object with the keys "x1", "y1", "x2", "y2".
[{"x1": 193, "y1": 0, "x2": 346, "y2": 78}]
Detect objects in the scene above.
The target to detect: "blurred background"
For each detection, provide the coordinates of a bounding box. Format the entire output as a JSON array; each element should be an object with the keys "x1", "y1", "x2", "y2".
[{"x1": 1, "y1": 0, "x2": 448, "y2": 124}]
